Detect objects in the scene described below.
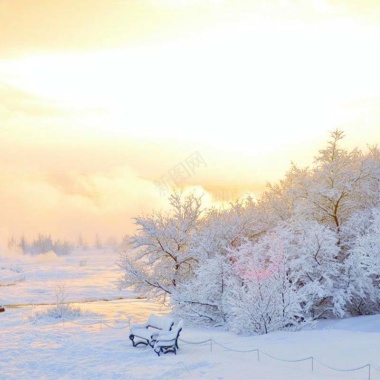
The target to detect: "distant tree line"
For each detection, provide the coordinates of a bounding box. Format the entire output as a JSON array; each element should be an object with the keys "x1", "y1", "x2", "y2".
[
  {"x1": 7, "y1": 233, "x2": 121, "y2": 255},
  {"x1": 7, "y1": 234, "x2": 74, "y2": 256}
]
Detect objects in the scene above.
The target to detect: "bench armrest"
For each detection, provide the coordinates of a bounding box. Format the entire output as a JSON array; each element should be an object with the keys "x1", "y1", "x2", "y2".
[{"x1": 130, "y1": 322, "x2": 148, "y2": 330}]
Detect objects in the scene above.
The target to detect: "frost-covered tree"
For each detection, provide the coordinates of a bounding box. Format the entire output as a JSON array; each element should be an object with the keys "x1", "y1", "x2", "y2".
[
  {"x1": 226, "y1": 234, "x2": 302, "y2": 334},
  {"x1": 225, "y1": 219, "x2": 339, "y2": 333},
  {"x1": 172, "y1": 198, "x2": 258, "y2": 323},
  {"x1": 121, "y1": 130, "x2": 380, "y2": 333},
  {"x1": 281, "y1": 220, "x2": 340, "y2": 318},
  {"x1": 353, "y1": 208, "x2": 380, "y2": 278},
  {"x1": 301, "y1": 131, "x2": 378, "y2": 235},
  {"x1": 172, "y1": 255, "x2": 232, "y2": 324},
  {"x1": 340, "y1": 208, "x2": 380, "y2": 315},
  {"x1": 258, "y1": 163, "x2": 310, "y2": 226},
  {"x1": 258, "y1": 131, "x2": 380, "y2": 239},
  {"x1": 118, "y1": 191, "x2": 203, "y2": 302}
]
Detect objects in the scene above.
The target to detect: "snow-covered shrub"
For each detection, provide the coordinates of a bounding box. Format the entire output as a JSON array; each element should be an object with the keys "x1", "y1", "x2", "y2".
[
  {"x1": 26, "y1": 283, "x2": 83, "y2": 323},
  {"x1": 48, "y1": 283, "x2": 81, "y2": 319},
  {"x1": 46, "y1": 303, "x2": 82, "y2": 319}
]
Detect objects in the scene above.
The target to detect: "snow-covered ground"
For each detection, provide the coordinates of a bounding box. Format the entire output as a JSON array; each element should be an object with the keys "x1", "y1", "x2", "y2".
[{"x1": 1, "y1": 248, "x2": 380, "y2": 380}]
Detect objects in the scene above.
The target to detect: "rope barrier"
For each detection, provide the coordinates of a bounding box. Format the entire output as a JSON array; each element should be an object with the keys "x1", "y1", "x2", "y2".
[
  {"x1": 313, "y1": 358, "x2": 370, "y2": 372},
  {"x1": 178, "y1": 337, "x2": 377, "y2": 379},
  {"x1": 261, "y1": 351, "x2": 313, "y2": 363},
  {"x1": 211, "y1": 339, "x2": 260, "y2": 361},
  {"x1": 212, "y1": 339, "x2": 260, "y2": 353},
  {"x1": 315, "y1": 359, "x2": 371, "y2": 380},
  {"x1": 179, "y1": 337, "x2": 212, "y2": 345}
]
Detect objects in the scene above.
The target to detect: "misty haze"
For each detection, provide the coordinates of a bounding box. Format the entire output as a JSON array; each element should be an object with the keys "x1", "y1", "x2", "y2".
[{"x1": 1, "y1": 1, "x2": 380, "y2": 379}]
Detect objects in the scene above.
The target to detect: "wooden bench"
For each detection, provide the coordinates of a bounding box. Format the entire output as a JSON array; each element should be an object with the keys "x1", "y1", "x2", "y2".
[
  {"x1": 129, "y1": 314, "x2": 175, "y2": 347},
  {"x1": 153, "y1": 320, "x2": 183, "y2": 356}
]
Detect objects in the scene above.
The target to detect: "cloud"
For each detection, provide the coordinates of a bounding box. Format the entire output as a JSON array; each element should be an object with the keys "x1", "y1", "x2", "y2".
[
  {"x1": 0, "y1": 158, "x2": 170, "y2": 244},
  {"x1": 2, "y1": 0, "x2": 380, "y2": 244},
  {"x1": 0, "y1": 134, "x2": 269, "y2": 245}
]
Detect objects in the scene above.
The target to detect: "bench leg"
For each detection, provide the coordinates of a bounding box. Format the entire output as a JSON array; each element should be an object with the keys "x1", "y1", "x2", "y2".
[
  {"x1": 155, "y1": 346, "x2": 176, "y2": 356},
  {"x1": 129, "y1": 334, "x2": 149, "y2": 348}
]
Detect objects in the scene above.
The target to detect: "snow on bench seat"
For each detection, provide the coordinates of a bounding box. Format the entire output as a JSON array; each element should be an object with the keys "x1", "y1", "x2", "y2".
[
  {"x1": 129, "y1": 314, "x2": 175, "y2": 347},
  {"x1": 153, "y1": 320, "x2": 183, "y2": 356}
]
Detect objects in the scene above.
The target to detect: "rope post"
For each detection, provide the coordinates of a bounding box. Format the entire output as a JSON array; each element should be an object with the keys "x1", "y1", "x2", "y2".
[
  {"x1": 210, "y1": 338, "x2": 213, "y2": 352},
  {"x1": 368, "y1": 364, "x2": 371, "y2": 380},
  {"x1": 257, "y1": 349, "x2": 260, "y2": 362},
  {"x1": 311, "y1": 357, "x2": 314, "y2": 372}
]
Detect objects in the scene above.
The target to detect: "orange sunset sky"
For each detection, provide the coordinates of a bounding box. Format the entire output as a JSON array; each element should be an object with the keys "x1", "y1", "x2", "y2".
[{"x1": 1, "y1": 0, "x2": 380, "y2": 244}]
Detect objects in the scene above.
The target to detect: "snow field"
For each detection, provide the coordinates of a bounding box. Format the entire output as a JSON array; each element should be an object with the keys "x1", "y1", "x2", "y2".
[{"x1": 1, "y1": 248, "x2": 380, "y2": 380}]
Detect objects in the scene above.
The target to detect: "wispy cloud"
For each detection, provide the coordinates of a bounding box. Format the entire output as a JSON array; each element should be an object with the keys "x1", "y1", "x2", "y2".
[{"x1": 0, "y1": 163, "x2": 167, "y2": 244}]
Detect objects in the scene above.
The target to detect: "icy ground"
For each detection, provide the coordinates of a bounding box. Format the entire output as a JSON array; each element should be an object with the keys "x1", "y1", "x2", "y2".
[{"x1": 1, "y1": 248, "x2": 380, "y2": 380}]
